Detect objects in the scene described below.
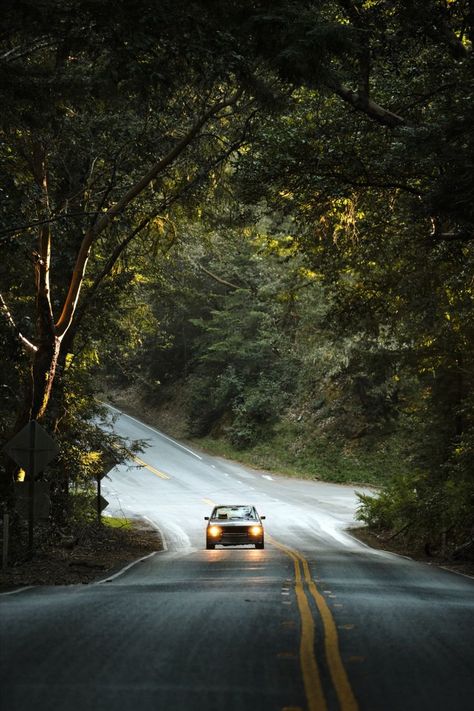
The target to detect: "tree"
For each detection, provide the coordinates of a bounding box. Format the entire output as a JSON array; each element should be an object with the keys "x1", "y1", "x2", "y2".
[
  {"x1": 229, "y1": 0, "x2": 474, "y2": 550},
  {"x1": 2, "y1": 0, "x2": 474, "y2": 552},
  {"x1": 0, "y1": 0, "x2": 256, "y2": 502}
]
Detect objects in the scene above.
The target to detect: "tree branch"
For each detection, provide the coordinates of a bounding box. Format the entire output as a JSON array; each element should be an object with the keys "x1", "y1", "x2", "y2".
[
  {"x1": 32, "y1": 146, "x2": 56, "y2": 339},
  {"x1": 0, "y1": 212, "x2": 101, "y2": 241},
  {"x1": 195, "y1": 263, "x2": 245, "y2": 290},
  {"x1": 0, "y1": 292, "x2": 37, "y2": 353},
  {"x1": 1, "y1": 38, "x2": 57, "y2": 63},
  {"x1": 91, "y1": 90, "x2": 244, "y2": 236},
  {"x1": 325, "y1": 74, "x2": 406, "y2": 127},
  {"x1": 54, "y1": 90, "x2": 244, "y2": 338},
  {"x1": 70, "y1": 126, "x2": 253, "y2": 334}
]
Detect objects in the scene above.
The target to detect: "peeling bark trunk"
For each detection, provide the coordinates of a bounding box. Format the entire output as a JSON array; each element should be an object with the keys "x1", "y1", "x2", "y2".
[{"x1": 30, "y1": 336, "x2": 61, "y2": 422}]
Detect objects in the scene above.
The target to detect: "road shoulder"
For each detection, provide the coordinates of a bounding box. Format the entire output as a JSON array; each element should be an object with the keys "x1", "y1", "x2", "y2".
[
  {"x1": 0, "y1": 518, "x2": 162, "y2": 591},
  {"x1": 349, "y1": 525, "x2": 474, "y2": 578}
]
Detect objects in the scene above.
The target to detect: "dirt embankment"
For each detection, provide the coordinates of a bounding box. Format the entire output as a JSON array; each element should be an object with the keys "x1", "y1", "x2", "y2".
[
  {"x1": 349, "y1": 526, "x2": 474, "y2": 579},
  {"x1": 0, "y1": 519, "x2": 162, "y2": 590}
]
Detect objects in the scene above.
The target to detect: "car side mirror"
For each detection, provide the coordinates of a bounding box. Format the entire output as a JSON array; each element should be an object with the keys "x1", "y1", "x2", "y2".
[
  {"x1": 260, "y1": 516, "x2": 266, "y2": 520},
  {"x1": 204, "y1": 516, "x2": 209, "y2": 520}
]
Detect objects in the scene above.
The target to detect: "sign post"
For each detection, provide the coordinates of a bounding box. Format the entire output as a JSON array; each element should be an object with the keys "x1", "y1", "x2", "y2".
[
  {"x1": 2, "y1": 513, "x2": 9, "y2": 569},
  {"x1": 95, "y1": 451, "x2": 118, "y2": 523},
  {"x1": 28, "y1": 421, "x2": 35, "y2": 555}
]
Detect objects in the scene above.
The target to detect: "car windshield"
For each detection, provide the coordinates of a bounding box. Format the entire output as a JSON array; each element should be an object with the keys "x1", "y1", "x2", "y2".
[{"x1": 211, "y1": 506, "x2": 257, "y2": 521}]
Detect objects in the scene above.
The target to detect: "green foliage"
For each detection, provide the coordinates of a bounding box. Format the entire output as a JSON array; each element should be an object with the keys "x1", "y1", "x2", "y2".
[
  {"x1": 2, "y1": 0, "x2": 474, "y2": 556},
  {"x1": 357, "y1": 463, "x2": 474, "y2": 553},
  {"x1": 183, "y1": 234, "x2": 301, "y2": 445},
  {"x1": 196, "y1": 420, "x2": 406, "y2": 486},
  {"x1": 225, "y1": 0, "x2": 474, "y2": 552}
]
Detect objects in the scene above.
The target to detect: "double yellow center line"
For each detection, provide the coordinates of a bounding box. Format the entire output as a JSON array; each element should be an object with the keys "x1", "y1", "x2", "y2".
[
  {"x1": 270, "y1": 536, "x2": 358, "y2": 711},
  {"x1": 133, "y1": 456, "x2": 170, "y2": 480}
]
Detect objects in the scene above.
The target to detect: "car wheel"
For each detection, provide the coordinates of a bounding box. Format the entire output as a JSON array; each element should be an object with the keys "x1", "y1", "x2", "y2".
[{"x1": 206, "y1": 541, "x2": 215, "y2": 550}]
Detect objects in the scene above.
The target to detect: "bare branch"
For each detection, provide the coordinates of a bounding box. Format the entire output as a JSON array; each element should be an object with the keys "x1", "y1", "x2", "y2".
[
  {"x1": 64, "y1": 118, "x2": 253, "y2": 337},
  {"x1": 1, "y1": 38, "x2": 57, "y2": 63},
  {"x1": 325, "y1": 74, "x2": 406, "y2": 128},
  {"x1": 195, "y1": 263, "x2": 245, "y2": 290},
  {"x1": 398, "y1": 83, "x2": 456, "y2": 114},
  {"x1": 0, "y1": 292, "x2": 37, "y2": 353},
  {"x1": 55, "y1": 90, "x2": 245, "y2": 337},
  {"x1": 0, "y1": 212, "x2": 101, "y2": 242}
]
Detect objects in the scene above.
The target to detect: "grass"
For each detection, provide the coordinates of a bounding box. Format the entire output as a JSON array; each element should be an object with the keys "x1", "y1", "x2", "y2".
[
  {"x1": 192, "y1": 422, "x2": 407, "y2": 487},
  {"x1": 102, "y1": 515, "x2": 132, "y2": 529}
]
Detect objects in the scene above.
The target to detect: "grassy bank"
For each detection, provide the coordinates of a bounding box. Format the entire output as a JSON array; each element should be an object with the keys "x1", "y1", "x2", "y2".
[{"x1": 192, "y1": 422, "x2": 406, "y2": 487}]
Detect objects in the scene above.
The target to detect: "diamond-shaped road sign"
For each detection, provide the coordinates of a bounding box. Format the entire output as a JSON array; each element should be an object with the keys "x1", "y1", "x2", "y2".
[
  {"x1": 99, "y1": 495, "x2": 109, "y2": 513},
  {"x1": 97, "y1": 451, "x2": 120, "y2": 481},
  {"x1": 3, "y1": 421, "x2": 59, "y2": 477}
]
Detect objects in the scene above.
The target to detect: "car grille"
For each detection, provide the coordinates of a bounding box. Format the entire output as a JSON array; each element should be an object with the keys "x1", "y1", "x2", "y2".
[{"x1": 220, "y1": 526, "x2": 255, "y2": 542}]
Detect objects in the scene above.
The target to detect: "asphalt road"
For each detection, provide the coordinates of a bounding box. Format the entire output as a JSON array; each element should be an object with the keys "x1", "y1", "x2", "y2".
[{"x1": 1, "y1": 407, "x2": 474, "y2": 711}]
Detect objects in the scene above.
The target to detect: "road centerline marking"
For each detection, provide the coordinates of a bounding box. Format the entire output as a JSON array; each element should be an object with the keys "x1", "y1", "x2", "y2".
[
  {"x1": 269, "y1": 536, "x2": 327, "y2": 711},
  {"x1": 269, "y1": 535, "x2": 359, "y2": 711},
  {"x1": 302, "y1": 556, "x2": 358, "y2": 711},
  {"x1": 133, "y1": 456, "x2": 170, "y2": 479}
]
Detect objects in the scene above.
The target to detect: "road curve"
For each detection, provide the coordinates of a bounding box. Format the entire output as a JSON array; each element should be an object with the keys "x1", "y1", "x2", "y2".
[{"x1": 1, "y1": 407, "x2": 473, "y2": 711}]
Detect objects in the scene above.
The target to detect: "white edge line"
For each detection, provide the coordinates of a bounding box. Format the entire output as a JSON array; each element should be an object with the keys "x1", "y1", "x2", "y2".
[
  {"x1": 0, "y1": 585, "x2": 36, "y2": 597},
  {"x1": 3, "y1": 519, "x2": 168, "y2": 593},
  {"x1": 105, "y1": 403, "x2": 202, "y2": 460},
  {"x1": 95, "y1": 515, "x2": 168, "y2": 584},
  {"x1": 439, "y1": 565, "x2": 474, "y2": 581},
  {"x1": 345, "y1": 529, "x2": 474, "y2": 579},
  {"x1": 95, "y1": 550, "x2": 158, "y2": 584}
]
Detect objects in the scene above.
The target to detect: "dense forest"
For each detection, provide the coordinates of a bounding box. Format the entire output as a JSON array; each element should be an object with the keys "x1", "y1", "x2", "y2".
[{"x1": 1, "y1": 0, "x2": 473, "y2": 560}]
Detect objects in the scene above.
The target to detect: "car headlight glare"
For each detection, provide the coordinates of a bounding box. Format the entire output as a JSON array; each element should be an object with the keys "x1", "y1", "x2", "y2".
[
  {"x1": 208, "y1": 525, "x2": 221, "y2": 537},
  {"x1": 250, "y1": 526, "x2": 262, "y2": 536}
]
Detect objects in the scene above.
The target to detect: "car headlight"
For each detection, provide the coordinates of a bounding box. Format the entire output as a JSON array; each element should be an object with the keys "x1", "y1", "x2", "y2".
[
  {"x1": 250, "y1": 525, "x2": 262, "y2": 536},
  {"x1": 208, "y1": 525, "x2": 221, "y2": 537}
]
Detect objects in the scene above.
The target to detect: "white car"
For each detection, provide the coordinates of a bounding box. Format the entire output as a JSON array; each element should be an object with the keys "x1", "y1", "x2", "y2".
[{"x1": 205, "y1": 504, "x2": 265, "y2": 549}]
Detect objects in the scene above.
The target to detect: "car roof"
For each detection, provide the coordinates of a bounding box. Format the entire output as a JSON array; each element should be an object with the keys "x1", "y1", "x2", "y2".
[{"x1": 212, "y1": 504, "x2": 256, "y2": 509}]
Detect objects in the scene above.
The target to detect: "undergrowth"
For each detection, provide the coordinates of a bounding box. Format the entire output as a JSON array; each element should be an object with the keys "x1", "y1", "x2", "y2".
[{"x1": 193, "y1": 422, "x2": 406, "y2": 486}]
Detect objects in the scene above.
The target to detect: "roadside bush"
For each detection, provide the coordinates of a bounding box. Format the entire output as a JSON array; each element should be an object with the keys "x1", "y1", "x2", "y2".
[{"x1": 357, "y1": 466, "x2": 474, "y2": 555}]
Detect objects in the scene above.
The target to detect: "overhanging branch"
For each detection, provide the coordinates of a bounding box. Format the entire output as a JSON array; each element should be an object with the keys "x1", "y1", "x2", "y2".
[
  {"x1": 54, "y1": 89, "x2": 245, "y2": 338},
  {"x1": 325, "y1": 74, "x2": 406, "y2": 128},
  {"x1": 0, "y1": 292, "x2": 38, "y2": 353}
]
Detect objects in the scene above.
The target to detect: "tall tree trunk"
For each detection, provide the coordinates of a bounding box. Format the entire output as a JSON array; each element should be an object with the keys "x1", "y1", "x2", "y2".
[{"x1": 30, "y1": 336, "x2": 61, "y2": 423}]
